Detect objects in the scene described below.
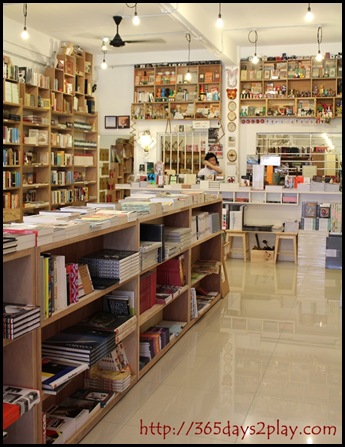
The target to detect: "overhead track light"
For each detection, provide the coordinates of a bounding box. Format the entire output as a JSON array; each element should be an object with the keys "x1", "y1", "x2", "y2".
[
  {"x1": 126, "y1": 3, "x2": 140, "y2": 26},
  {"x1": 216, "y1": 3, "x2": 224, "y2": 29},
  {"x1": 305, "y1": 3, "x2": 314, "y2": 22},
  {"x1": 21, "y1": 3, "x2": 29, "y2": 40},
  {"x1": 248, "y1": 30, "x2": 259, "y2": 65},
  {"x1": 315, "y1": 26, "x2": 323, "y2": 62},
  {"x1": 184, "y1": 33, "x2": 192, "y2": 82}
]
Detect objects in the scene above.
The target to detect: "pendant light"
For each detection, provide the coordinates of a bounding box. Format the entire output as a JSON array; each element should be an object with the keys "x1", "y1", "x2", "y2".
[
  {"x1": 101, "y1": 40, "x2": 108, "y2": 70},
  {"x1": 185, "y1": 33, "x2": 192, "y2": 82},
  {"x1": 21, "y1": 3, "x2": 29, "y2": 40},
  {"x1": 305, "y1": 3, "x2": 314, "y2": 22},
  {"x1": 216, "y1": 3, "x2": 224, "y2": 29},
  {"x1": 315, "y1": 26, "x2": 323, "y2": 62},
  {"x1": 126, "y1": 3, "x2": 140, "y2": 26},
  {"x1": 248, "y1": 30, "x2": 260, "y2": 65}
]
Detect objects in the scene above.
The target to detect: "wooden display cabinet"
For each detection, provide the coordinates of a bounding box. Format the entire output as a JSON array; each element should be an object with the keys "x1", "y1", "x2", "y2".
[
  {"x1": 239, "y1": 55, "x2": 342, "y2": 120},
  {"x1": 132, "y1": 61, "x2": 222, "y2": 121}
]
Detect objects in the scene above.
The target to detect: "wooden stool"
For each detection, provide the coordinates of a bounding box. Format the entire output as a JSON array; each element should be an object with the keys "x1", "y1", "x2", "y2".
[
  {"x1": 225, "y1": 230, "x2": 250, "y2": 262},
  {"x1": 274, "y1": 232, "x2": 298, "y2": 264}
]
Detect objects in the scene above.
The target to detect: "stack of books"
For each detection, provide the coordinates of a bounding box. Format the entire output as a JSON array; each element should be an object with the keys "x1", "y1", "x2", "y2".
[
  {"x1": 42, "y1": 327, "x2": 117, "y2": 366},
  {"x1": 4, "y1": 231, "x2": 36, "y2": 251},
  {"x1": 41, "y1": 357, "x2": 89, "y2": 392},
  {"x1": 3, "y1": 303, "x2": 40, "y2": 339},
  {"x1": 139, "y1": 240, "x2": 162, "y2": 270},
  {"x1": 3, "y1": 236, "x2": 17, "y2": 255},
  {"x1": 3, "y1": 386, "x2": 40, "y2": 419},
  {"x1": 80, "y1": 248, "x2": 140, "y2": 283},
  {"x1": 85, "y1": 364, "x2": 132, "y2": 393},
  {"x1": 164, "y1": 226, "x2": 193, "y2": 252}
]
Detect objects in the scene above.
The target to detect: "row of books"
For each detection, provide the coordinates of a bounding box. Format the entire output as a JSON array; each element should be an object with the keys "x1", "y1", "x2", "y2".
[
  {"x1": 139, "y1": 320, "x2": 187, "y2": 369},
  {"x1": 44, "y1": 387, "x2": 116, "y2": 444}
]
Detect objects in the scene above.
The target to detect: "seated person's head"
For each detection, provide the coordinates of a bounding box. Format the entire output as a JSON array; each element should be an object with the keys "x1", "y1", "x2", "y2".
[{"x1": 205, "y1": 152, "x2": 218, "y2": 166}]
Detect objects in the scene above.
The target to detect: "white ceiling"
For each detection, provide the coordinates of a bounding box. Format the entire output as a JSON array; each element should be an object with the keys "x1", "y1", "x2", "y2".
[{"x1": 3, "y1": 3, "x2": 342, "y2": 61}]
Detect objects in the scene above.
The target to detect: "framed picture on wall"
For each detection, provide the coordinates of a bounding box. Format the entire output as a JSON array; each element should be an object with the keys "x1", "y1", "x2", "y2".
[
  {"x1": 117, "y1": 115, "x2": 130, "y2": 129},
  {"x1": 104, "y1": 116, "x2": 117, "y2": 129}
]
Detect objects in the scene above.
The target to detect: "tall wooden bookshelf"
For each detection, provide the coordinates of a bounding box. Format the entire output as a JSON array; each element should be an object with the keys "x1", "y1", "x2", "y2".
[
  {"x1": 2, "y1": 49, "x2": 98, "y2": 223},
  {"x1": 2, "y1": 196, "x2": 223, "y2": 444}
]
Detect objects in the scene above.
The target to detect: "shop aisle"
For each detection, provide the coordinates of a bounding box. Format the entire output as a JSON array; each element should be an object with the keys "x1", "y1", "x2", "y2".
[{"x1": 80, "y1": 259, "x2": 342, "y2": 444}]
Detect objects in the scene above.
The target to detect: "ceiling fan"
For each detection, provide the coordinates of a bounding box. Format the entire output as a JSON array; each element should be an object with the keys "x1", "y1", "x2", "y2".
[{"x1": 109, "y1": 15, "x2": 164, "y2": 48}]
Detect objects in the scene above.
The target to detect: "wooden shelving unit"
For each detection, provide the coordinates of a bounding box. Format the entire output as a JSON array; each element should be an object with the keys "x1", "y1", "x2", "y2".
[
  {"x1": 2, "y1": 49, "x2": 98, "y2": 223},
  {"x1": 3, "y1": 196, "x2": 223, "y2": 444},
  {"x1": 239, "y1": 55, "x2": 342, "y2": 120},
  {"x1": 132, "y1": 61, "x2": 222, "y2": 121}
]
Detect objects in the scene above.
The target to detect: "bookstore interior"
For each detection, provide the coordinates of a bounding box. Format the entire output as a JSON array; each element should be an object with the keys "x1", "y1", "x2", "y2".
[{"x1": 3, "y1": 3, "x2": 342, "y2": 445}]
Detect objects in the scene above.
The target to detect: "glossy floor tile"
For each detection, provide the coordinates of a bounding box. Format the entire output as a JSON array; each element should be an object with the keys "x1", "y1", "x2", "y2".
[{"x1": 80, "y1": 259, "x2": 342, "y2": 444}]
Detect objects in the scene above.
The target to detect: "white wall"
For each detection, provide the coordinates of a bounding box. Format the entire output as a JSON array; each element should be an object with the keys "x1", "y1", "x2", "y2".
[{"x1": 4, "y1": 16, "x2": 342, "y2": 178}]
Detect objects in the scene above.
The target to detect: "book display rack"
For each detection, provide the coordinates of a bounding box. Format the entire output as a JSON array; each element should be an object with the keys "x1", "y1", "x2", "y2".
[
  {"x1": 3, "y1": 197, "x2": 223, "y2": 444},
  {"x1": 3, "y1": 50, "x2": 98, "y2": 224}
]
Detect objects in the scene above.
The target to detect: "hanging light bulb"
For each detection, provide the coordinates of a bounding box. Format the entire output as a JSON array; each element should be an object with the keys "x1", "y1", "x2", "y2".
[
  {"x1": 21, "y1": 3, "x2": 29, "y2": 40},
  {"x1": 248, "y1": 30, "x2": 260, "y2": 65},
  {"x1": 305, "y1": 3, "x2": 314, "y2": 22},
  {"x1": 184, "y1": 33, "x2": 192, "y2": 82},
  {"x1": 216, "y1": 3, "x2": 224, "y2": 29},
  {"x1": 132, "y1": 4, "x2": 140, "y2": 25},
  {"x1": 101, "y1": 38, "x2": 109, "y2": 52},
  {"x1": 101, "y1": 50, "x2": 108, "y2": 70},
  {"x1": 315, "y1": 26, "x2": 323, "y2": 62}
]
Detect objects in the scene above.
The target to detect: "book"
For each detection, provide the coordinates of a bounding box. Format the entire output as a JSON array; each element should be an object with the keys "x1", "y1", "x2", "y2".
[
  {"x1": 105, "y1": 289, "x2": 135, "y2": 315},
  {"x1": 302, "y1": 201, "x2": 318, "y2": 218},
  {"x1": 69, "y1": 388, "x2": 116, "y2": 408},
  {"x1": 75, "y1": 312, "x2": 137, "y2": 335},
  {"x1": 78, "y1": 264, "x2": 94, "y2": 296},
  {"x1": 140, "y1": 223, "x2": 165, "y2": 262},
  {"x1": 41, "y1": 357, "x2": 89, "y2": 390},
  {"x1": 3, "y1": 386, "x2": 40, "y2": 416},
  {"x1": 3, "y1": 402, "x2": 20, "y2": 430}
]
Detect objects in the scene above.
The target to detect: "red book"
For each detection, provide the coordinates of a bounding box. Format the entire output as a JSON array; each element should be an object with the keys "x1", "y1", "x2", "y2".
[
  {"x1": 3, "y1": 402, "x2": 21, "y2": 429},
  {"x1": 66, "y1": 263, "x2": 79, "y2": 304}
]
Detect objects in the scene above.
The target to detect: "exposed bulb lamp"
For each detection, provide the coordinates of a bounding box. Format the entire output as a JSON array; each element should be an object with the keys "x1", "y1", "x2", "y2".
[
  {"x1": 305, "y1": 3, "x2": 314, "y2": 22},
  {"x1": 315, "y1": 26, "x2": 323, "y2": 62},
  {"x1": 139, "y1": 130, "x2": 155, "y2": 153},
  {"x1": 101, "y1": 37, "x2": 108, "y2": 51},
  {"x1": 126, "y1": 3, "x2": 140, "y2": 25},
  {"x1": 133, "y1": 4, "x2": 140, "y2": 25},
  {"x1": 248, "y1": 30, "x2": 259, "y2": 65},
  {"x1": 101, "y1": 49, "x2": 108, "y2": 70},
  {"x1": 185, "y1": 33, "x2": 192, "y2": 82},
  {"x1": 21, "y1": 3, "x2": 29, "y2": 40},
  {"x1": 216, "y1": 3, "x2": 224, "y2": 28}
]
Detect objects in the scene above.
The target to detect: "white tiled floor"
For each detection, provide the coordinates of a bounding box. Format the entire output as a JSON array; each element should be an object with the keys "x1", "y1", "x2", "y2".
[{"x1": 80, "y1": 260, "x2": 342, "y2": 444}]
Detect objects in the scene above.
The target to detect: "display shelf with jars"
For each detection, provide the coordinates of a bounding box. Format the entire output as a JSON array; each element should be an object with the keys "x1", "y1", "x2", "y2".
[
  {"x1": 239, "y1": 55, "x2": 342, "y2": 120},
  {"x1": 132, "y1": 61, "x2": 222, "y2": 121}
]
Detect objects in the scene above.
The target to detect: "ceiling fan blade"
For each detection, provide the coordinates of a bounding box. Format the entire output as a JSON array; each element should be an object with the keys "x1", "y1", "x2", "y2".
[{"x1": 124, "y1": 38, "x2": 165, "y2": 44}]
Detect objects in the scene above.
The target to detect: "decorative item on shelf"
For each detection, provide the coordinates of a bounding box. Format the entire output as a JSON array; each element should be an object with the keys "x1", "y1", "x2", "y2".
[
  {"x1": 20, "y1": 3, "x2": 29, "y2": 40},
  {"x1": 248, "y1": 30, "x2": 259, "y2": 64},
  {"x1": 184, "y1": 33, "x2": 192, "y2": 82},
  {"x1": 316, "y1": 26, "x2": 323, "y2": 62}
]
